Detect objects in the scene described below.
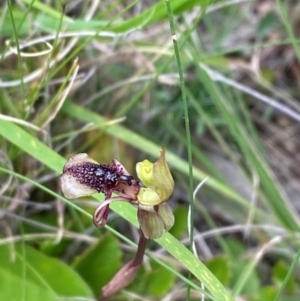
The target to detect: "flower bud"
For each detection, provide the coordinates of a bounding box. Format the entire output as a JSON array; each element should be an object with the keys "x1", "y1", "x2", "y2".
[{"x1": 93, "y1": 204, "x2": 109, "y2": 228}]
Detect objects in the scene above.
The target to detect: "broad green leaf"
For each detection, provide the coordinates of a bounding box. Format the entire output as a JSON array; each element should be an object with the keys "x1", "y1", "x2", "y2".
[
  {"x1": 169, "y1": 205, "x2": 188, "y2": 239},
  {"x1": 272, "y1": 260, "x2": 295, "y2": 293},
  {"x1": 251, "y1": 286, "x2": 277, "y2": 301},
  {"x1": 225, "y1": 238, "x2": 246, "y2": 258},
  {"x1": 0, "y1": 8, "x2": 29, "y2": 35},
  {"x1": 230, "y1": 259, "x2": 260, "y2": 295},
  {"x1": 145, "y1": 262, "x2": 176, "y2": 296},
  {"x1": 206, "y1": 257, "x2": 230, "y2": 285},
  {"x1": 129, "y1": 260, "x2": 176, "y2": 296},
  {"x1": 73, "y1": 234, "x2": 122, "y2": 295},
  {"x1": 256, "y1": 11, "x2": 279, "y2": 40},
  {"x1": 0, "y1": 243, "x2": 93, "y2": 300}
]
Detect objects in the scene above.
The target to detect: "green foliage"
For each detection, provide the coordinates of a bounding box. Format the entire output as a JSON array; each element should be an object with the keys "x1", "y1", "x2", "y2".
[
  {"x1": 129, "y1": 260, "x2": 176, "y2": 296},
  {"x1": 225, "y1": 238, "x2": 246, "y2": 258},
  {"x1": 230, "y1": 259, "x2": 260, "y2": 295},
  {"x1": 272, "y1": 260, "x2": 296, "y2": 294},
  {"x1": 0, "y1": 243, "x2": 93, "y2": 300},
  {"x1": 206, "y1": 256, "x2": 230, "y2": 285},
  {"x1": 251, "y1": 286, "x2": 277, "y2": 301},
  {"x1": 73, "y1": 234, "x2": 123, "y2": 295},
  {"x1": 27, "y1": 216, "x2": 73, "y2": 257},
  {"x1": 169, "y1": 205, "x2": 188, "y2": 239},
  {"x1": 256, "y1": 11, "x2": 280, "y2": 40}
]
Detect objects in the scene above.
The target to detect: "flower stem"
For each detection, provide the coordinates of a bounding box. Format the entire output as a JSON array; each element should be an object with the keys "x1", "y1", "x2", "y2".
[
  {"x1": 134, "y1": 230, "x2": 148, "y2": 264},
  {"x1": 100, "y1": 231, "x2": 148, "y2": 300}
]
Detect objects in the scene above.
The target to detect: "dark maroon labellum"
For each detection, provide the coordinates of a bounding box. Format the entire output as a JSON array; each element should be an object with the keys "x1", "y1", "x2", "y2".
[{"x1": 64, "y1": 162, "x2": 135, "y2": 197}]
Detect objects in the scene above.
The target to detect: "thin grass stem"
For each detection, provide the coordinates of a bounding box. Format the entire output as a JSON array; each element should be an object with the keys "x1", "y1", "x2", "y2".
[{"x1": 164, "y1": 1, "x2": 194, "y2": 299}]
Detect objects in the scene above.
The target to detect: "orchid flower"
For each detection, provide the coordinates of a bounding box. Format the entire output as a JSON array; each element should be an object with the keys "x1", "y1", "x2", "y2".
[{"x1": 60, "y1": 148, "x2": 174, "y2": 300}]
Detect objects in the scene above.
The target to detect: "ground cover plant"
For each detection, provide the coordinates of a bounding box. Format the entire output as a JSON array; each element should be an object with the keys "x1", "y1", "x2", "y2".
[{"x1": 1, "y1": 0, "x2": 300, "y2": 300}]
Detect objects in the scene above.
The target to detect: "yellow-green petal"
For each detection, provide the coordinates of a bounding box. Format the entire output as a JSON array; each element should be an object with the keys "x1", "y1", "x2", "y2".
[
  {"x1": 136, "y1": 160, "x2": 155, "y2": 187},
  {"x1": 136, "y1": 148, "x2": 174, "y2": 205},
  {"x1": 137, "y1": 188, "x2": 161, "y2": 206}
]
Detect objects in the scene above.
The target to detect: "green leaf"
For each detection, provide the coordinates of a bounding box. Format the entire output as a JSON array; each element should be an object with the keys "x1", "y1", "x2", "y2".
[
  {"x1": 144, "y1": 260, "x2": 176, "y2": 296},
  {"x1": 272, "y1": 260, "x2": 295, "y2": 293},
  {"x1": 129, "y1": 259, "x2": 176, "y2": 296},
  {"x1": 73, "y1": 234, "x2": 122, "y2": 295},
  {"x1": 256, "y1": 11, "x2": 279, "y2": 40},
  {"x1": 225, "y1": 238, "x2": 246, "y2": 258},
  {"x1": 0, "y1": 8, "x2": 29, "y2": 35},
  {"x1": 230, "y1": 259, "x2": 260, "y2": 295},
  {"x1": 0, "y1": 243, "x2": 93, "y2": 300},
  {"x1": 169, "y1": 205, "x2": 188, "y2": 239},
  {"x1": 206, "y1": 257, "x2": 230, "y2": 285},
  {"x1": 250, "y1": 286, "x2": 277, "y2": 301}
]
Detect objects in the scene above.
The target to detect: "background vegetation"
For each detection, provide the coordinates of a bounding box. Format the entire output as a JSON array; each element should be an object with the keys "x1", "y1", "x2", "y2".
[{"x1": 1, "y1": 0, "x2": 300, "y2": 300}]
